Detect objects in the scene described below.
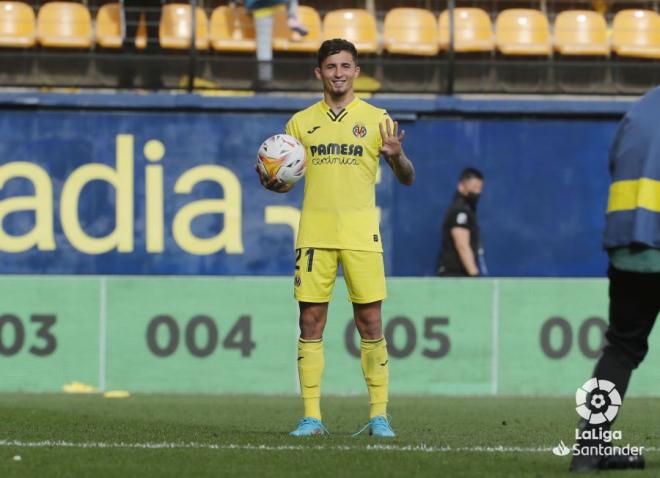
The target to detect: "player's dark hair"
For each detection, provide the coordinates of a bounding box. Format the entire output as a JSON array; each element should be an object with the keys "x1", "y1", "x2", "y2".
[
  {"x1": 317, "y1": 39, "x2": 358, "y2": 67},
  {"x1": 459, "y1": 167, "x2": 484, "y2": 182}
]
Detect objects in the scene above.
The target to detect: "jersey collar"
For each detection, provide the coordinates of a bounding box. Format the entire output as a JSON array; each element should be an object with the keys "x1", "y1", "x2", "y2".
[{"x1": 320, "y1": 97, "x2": 361, "y2": 122}]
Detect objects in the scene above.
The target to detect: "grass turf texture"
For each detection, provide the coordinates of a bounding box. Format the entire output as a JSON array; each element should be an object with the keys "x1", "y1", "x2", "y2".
[{"x1": 0, "y1": 394, "x2": 658, "y2": 477}]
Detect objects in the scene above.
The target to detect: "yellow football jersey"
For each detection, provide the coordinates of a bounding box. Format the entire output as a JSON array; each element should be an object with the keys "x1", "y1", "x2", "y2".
[{"x1": 286, "y1": 97, "x2": 389, "y2": 252}]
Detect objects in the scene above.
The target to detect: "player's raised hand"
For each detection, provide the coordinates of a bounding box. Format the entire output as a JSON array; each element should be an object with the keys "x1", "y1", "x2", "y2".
[
  {"x1": 255, "y1": 165, "x2": 294, "y2": 193},
  {"x1": 379, "y1": 119, "x2": 405, "y2": 158}
]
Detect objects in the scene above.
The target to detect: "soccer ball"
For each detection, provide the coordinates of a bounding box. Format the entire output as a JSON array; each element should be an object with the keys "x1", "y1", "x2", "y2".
[{"x1": 256, "y1": 134, "x2": 307, "y2": 185}]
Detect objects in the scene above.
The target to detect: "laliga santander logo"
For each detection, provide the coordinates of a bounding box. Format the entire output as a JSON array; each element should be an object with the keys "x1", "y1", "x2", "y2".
[
  {"x1": 552, "y1": 379, "x2": 643, "y2": 458},
  {"x1": 552, "y1": 441, "x2": 571, "y2": 456},
  {"x1": 575, "y1": 378, "x2": 622, "y2": 425}
]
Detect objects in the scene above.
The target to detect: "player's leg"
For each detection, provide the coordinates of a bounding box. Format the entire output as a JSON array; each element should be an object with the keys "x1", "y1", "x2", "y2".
[
  {"x1": 354, "y1": 301, "x2": 388, "y2": 422},
  {"x1": 341, "y1": 250, "x2": 394, "y2": 437},
  {"x1": 297, "y1": 301, "x2": 328, "y2": 424},
  {"x1": 286, "y1": 0, "x2": 308, "y2": 37},
  {"x1": 253, "y1": 8, "x2": 275, "y2": 82},
  {"x1": 290, "y1": 249, "x2": 337, "y2": 437},
  {"x1": 592, "y1": 268, "x2": 659, "y2": 400},
  {"x1": 570, "y1": 267, "x2": 658, "y2": 472}
]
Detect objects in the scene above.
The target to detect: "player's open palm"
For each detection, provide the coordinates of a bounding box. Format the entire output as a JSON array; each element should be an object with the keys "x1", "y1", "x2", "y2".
[{"x1": 379, "y1": 119, "x2": 405, "y2": 159}]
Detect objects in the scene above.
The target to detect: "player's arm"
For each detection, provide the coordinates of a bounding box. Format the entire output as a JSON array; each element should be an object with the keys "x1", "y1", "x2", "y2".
[
  {"x1": 379, "y1": 119, "x2": 415, "y2": 186},
  {"x1": 451, "y1": 227, "x2": 479, "y2": 276}
]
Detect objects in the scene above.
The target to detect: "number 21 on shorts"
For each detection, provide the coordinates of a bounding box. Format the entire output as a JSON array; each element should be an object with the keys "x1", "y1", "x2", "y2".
[{"x1": 295, "y1": 248, "x2": 315, "y2": 272}]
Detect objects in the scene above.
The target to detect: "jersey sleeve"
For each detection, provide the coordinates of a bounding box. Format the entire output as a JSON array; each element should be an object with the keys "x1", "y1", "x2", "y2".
[
  {"x1": 285, "y1": 115, "x2": 301, "y2": 141},
  {"x1": 449, "y1": 206, "x2": 473, "y2": 230}
]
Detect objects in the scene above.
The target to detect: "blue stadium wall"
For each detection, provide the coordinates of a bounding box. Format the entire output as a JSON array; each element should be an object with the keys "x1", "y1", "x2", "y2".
[{"x1": 0, "y1": 93, "x2": 633, "y2": 277}]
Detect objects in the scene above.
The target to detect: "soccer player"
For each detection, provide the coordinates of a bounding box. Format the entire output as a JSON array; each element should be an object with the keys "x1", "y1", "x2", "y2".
[
  {"x1": 256, "y1": 38, "x2": 415, "y2": 437},
  {"x1": 569, "y1": 88, "x2": 660, "y2": 472}
]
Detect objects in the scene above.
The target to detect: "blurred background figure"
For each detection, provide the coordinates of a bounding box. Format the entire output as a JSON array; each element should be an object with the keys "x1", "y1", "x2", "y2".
[
  {"x1": 287, "y1": 0, "x2": 308, "y2": 37},
  {"x1": 119, "y1": 0, "x2": 163, "y2": 89},
  {"x1": 244, "y1": 0, "x2": 307, "y2": 85},
  {"x1": 570, "y1": 87, "x2": 660, "y2": 473},
  {"x1": 437, "y1": 167, "x2": 485, "y2": 277}
]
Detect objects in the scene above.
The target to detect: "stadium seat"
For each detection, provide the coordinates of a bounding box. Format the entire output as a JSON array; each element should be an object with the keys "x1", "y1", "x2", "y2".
[
  {"x1": 611, "y1": 9, "x2": 660, "y2": 59},
  {"x1": 272, "y1": 5, "x2": 321, "y2": 53},
  {"x1": 37, "y1": 1, "x2": 93, "y2": 48},
  {"x1": 383, "y1": 8, "x2": 438, "y2": 56},
  {"x1": 322, "y1": 9, "x2": 378, "y2": 54},
  {"x1": 554, "y1": 10, "x2": 609, "y2": 56},
  {"x1": 96, "y1": 3, "x2": 147, "y2": 49},
  {"x1": 495, "y1": 9, "x2": 551, "y2": 56},
  {"x1": 160, "y1": 3, "x2": 208, "y2": 50},
  {"x1": 438, "y1": 8, "x2": 494, "y2": 53},
  {"x1": 209, "y1": 5, "x2": 255, "y2": 52},
  {"x1": 0, "y1": 1, "x2": 35, "y2": 47}
]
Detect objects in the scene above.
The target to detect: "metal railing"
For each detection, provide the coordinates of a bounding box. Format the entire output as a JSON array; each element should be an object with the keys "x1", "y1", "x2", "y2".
[{"x1": 0, "y1": 0, "x2": 658, "y2": 94}]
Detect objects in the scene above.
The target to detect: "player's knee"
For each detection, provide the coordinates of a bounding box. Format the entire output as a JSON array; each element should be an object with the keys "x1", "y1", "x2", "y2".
[
  {"x1": 354, "y1": 313, "x2": 382, "y2": 339},
  {"x1": 355, "y1": 312, "x2": 379, "y2": 327},
  {"x1": 299, "y1": 304, "x2": 327, "y2": 338}
]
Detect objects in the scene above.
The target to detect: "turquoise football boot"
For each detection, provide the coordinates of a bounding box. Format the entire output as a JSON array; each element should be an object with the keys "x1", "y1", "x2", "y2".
[
  {"x1": 289, "y1": 417, "x2": 329, "y2": 437},
  {"x1": 353, "y1": 415, "x2": 396, "y2": 438}
]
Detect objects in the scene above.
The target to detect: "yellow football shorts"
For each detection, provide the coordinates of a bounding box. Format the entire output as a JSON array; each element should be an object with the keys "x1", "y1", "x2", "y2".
[{"x1": 293, "y1": 248, "x2": 387, "y2": 304}]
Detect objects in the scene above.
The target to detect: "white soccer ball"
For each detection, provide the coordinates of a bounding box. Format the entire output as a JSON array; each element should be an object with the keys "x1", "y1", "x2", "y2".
[{"x1": 256, "y1": 134, "x2": 307, "y2": 186}]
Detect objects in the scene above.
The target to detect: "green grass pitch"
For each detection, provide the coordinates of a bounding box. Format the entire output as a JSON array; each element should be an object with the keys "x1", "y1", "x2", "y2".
[{"x1": 0, "y1": 394, "x2": 658, "y2": 477}]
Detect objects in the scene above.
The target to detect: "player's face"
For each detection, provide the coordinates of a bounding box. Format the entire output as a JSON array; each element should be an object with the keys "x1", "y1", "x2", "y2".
[
  {"x1": 315, "y1": 51, "x2": 360, "y2": 98},
  {"x1": 459, "y1": 178, "x2": 484, "y2": 196}
]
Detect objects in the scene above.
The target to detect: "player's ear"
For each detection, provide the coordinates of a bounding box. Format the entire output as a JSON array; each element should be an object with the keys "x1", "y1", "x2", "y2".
[
  {"x1": 354, "y1": 65, "x2": 361, "y2": 78},
  {"x1": 314, "y1": 67, "x2": 322, "y2": 80}
]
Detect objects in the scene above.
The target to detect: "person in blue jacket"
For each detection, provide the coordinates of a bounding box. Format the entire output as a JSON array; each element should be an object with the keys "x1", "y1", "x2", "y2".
[{"x1": 570, "y1": 87, "x2": 660, "y2": 472}]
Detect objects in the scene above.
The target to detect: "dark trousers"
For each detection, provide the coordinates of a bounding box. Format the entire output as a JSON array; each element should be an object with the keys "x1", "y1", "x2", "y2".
[
  {"x1": 123, "y1": 0, "x2": 161, "y2": 53},
  {"x1": 119, "y1": 0, "x2": 162, "y2": 88},
  {"x1": 591, "y1": 266, "x2": 659, "y2": 408}
]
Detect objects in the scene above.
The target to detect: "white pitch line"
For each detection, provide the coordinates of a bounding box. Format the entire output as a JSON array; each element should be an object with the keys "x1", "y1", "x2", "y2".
[{"x1": 0, "y1": 440, "x2": 657, "y2": 453}]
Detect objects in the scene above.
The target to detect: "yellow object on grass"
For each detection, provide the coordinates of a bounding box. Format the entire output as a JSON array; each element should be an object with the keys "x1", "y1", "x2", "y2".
[
  {"x1": 62, "y1": 381, "x2": 98, "y2": 394},
  {"x1": 103, "y1": 391, "x2": 131, "y2": 399}
]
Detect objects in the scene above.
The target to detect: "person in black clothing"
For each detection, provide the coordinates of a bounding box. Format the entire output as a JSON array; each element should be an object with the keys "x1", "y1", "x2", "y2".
[
  {"x1": 569, "y1": 88, "x2": 660, "y2": 473},
  {"x1": 119, "y1": 0, "x2": 163, "y2": 89},
  {"x1": 437, "y1": 167, "x2": 484, "y2": 277}
]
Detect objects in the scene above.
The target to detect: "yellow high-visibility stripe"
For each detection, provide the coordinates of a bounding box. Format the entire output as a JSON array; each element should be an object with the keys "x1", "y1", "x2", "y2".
[
  {"x1": 607, "y1": 178, "x2": 660, "y2": 213},
  {"x1": 253, "y1": 5, "x2": 285, "y2": 18}
]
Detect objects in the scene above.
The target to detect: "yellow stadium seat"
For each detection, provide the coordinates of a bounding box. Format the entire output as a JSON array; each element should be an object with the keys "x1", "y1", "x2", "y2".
[
  {"x1": 554, "y1": 10, "x2": 609, "y2": 56},
  {"x1": 160, "y1": 3, "x2": 208, "y2": 50},
  {"x1": 209, "y1": 5, "x2": 255, "y2": 52},
  {"x1": 96, "y1": 3, "x2": 147, "y2": 49},
  {"x1": 439, "y1": 8, "x2": 494, "y2": 53},
  {"x1": 0, "y1": 1, "x2": 35, "y2": 47},
  {"x1": 272, "y1": 5, "x2": 321, "y2": 53},
  {"x1": 495, "y1": 9, "x2": 551, "y2": 56},
  {"x1": 612, "y1": 9, "x2": 660, "y2": 59},
  {"x1": 37, "y1": 1, "x2": 93, "y2": 48},
  {"x1": 322, "y1": 9, "x2": 378, "y2": 54},
  {"x1": 383, "y1": 8, "x2": 438, "y2": 56}
]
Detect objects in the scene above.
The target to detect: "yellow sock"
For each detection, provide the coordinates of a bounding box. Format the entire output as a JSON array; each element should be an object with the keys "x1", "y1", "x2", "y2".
[
  {"x1": 360, "y1": 337, "x2": 389, "y2": 418},
  {"x1": 298, "y1": 338, "x2": 324, "y2": 420}
]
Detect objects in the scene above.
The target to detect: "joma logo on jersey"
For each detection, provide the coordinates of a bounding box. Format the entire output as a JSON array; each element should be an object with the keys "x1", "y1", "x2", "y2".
[
  {"x1": 309, "y1": 143, "x2": 364, "y2": 157},
  {"x1": 352, "y1": 124, "x2": 367, "y2": 138}
]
